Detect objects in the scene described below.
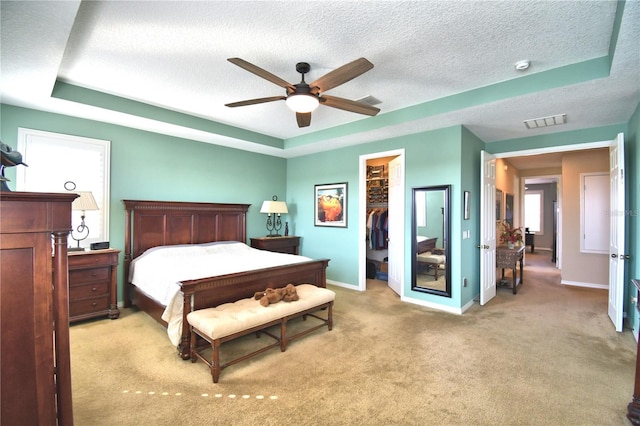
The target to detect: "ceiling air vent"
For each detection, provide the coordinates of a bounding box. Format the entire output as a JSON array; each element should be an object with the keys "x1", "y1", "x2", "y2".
[
  {"x1": 524, "y1": 113, "x2": 567, "y2": 129},
  {"x1": 356, "y1": 95, "x2": 382, "y2": 106}
]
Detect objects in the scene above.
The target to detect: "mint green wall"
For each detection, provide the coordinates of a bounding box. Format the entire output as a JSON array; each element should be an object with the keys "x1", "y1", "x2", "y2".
[
  {"x1": 460, "y1": 127, "x2": 484, "y2": 307},
  {"x1": 287, "y1": 126, "x2": 465, "y2": 309},
  {"x1": 627, "y1": 102, "x2": 640, "y2": 334},
  {"x1": 2, "y1": 102, "x2": 638, "y2": 319},
  {"x1": 0, "y1": 104, "x2": 287, "y2": 302}
]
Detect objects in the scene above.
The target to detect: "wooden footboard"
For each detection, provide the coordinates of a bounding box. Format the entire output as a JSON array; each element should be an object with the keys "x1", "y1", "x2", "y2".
[{"x1": 177, "y1": 259, "x2": 329, "y2": 359}]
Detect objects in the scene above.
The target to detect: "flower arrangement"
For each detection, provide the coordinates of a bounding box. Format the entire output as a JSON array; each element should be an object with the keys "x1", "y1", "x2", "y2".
[{"x1": 499, "y1": 221, "x2": 523, "y2": 246}]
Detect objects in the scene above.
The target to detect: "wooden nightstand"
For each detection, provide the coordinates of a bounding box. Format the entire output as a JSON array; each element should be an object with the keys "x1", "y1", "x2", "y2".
[
  {"x1": 68, "y1": 248, "x2": 120, "y2": 323},
  {"x1": 250, "y1": 236, "x2": 300, "y2": 255}
]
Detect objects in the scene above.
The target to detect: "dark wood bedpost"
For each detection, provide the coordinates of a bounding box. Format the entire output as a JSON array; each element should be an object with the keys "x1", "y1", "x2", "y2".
[
  {"x1": 627, "y1": 279, "x2": 640, "y2": 425},
  {"x1": 123, "y1": 203, "x2": 133, "y2": 308}
]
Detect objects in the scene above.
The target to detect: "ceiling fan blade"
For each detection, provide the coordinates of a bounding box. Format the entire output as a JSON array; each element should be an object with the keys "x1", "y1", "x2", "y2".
[
  {"x1": 228, "y1": 58, "x2": 295, "y2": 91},
  {"x1": 225, "y1": 96, "x2": 286, "y2": 108},
  {"x1": 296, "y1": 112, "x2": 311, "y2": 128},
  {"x1": 321, "y1": 95, "x2": 380, "y2": 116},
  {"x1": 310, "y1": 58, "x2": 374, "y2": 93}
]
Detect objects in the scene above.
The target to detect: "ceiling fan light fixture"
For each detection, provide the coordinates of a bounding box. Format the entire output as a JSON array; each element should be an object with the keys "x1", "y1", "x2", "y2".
[{"x1": 286, "y1": 94, "x2": 319, "y2": 113}]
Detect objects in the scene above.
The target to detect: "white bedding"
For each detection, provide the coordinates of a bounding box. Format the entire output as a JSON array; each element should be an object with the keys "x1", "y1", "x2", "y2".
[{"x1": 129, "y1": 241, "x2": 312, "y2": 345}]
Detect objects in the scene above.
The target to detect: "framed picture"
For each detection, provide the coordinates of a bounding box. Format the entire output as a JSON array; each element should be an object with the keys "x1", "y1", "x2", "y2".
[
  {"x1": 463, "y1": 191, "x2": 470, "y2": 220},
  {"x1": 496, "y1": 189, "x2": 503, "y2": 221},
  {"x1": 505, "y1": 193, "x2": 514, "y2": 227},
  {"x1": 314, "y1": 182, "x2": 347, "y2": 227}
]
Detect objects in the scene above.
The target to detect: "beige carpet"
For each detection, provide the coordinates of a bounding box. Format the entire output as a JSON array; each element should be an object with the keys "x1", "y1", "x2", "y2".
[{"x1": 70, "y1": 251, "x2": 636, "y2": 425}]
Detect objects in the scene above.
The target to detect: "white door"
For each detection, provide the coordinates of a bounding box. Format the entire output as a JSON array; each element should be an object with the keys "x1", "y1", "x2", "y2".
[
  {"x1": 480, "y1": 151, "x2": 497, "y2": 305},
  {"x1": 387, "y1": 156, "x2": 404, "y2": 296},
  {"x1": 608, "y1": 133, "x2": 625, "y2": 332}
]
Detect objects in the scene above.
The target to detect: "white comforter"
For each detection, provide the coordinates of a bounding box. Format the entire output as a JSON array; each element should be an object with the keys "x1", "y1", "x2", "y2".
[{"x1": 129, "y1": 241, "x2": 312, "y2": 346}]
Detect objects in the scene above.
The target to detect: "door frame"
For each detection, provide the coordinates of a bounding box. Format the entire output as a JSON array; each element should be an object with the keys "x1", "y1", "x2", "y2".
[
  {"x1": 489, "y1": 138, "x2": 624, "y2": 331},
  {"x1": 494, "y1": 140, "x2": 612, "y2": 273},
  {"x1": 521, "y1": 174, "x2": 562, "y2": 268},
  {"x1": 358, "y1": 149, "x2": 405, "y2": 292}
]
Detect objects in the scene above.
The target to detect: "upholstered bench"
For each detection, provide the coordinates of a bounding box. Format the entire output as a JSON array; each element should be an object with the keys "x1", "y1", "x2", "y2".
[
  {"x1": 416, "y1": 252, "x2": 446, "y2": 280},
  {"x1": 187, "y1": 284, "x2": 335, "y2": 383}
]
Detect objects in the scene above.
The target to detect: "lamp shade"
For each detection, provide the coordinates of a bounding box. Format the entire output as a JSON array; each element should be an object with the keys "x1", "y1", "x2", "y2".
[
  {"x1": 285, "y1": 94, "x2": 319, "y2": 113},
  {"x1": 72, "y1": 191, "x2": 99, "y2": 211},
  {"x1": 260, "y1": 200, "x2": 288, "y2": 214}
]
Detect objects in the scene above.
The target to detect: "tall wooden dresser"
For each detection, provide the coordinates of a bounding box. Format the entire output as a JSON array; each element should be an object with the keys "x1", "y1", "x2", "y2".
[{"x1": 0, "y1": 192, "x2": 77, "y2": 426}]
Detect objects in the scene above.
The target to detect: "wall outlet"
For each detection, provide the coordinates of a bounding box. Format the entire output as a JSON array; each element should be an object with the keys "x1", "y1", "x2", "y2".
[{"x1": 463, "y1": 277, "x2": 468, "y2": 287}]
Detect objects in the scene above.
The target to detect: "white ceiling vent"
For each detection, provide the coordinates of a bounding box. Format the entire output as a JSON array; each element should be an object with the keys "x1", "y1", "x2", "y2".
[
  {"x1": 356, "y1": 95, "x2": 382, "y2": 106},
  {"x1": 524, "y1": 113, "x2": 567, "y2": 129}
]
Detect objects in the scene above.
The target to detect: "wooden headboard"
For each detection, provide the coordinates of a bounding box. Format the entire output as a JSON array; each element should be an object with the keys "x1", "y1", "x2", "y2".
[{"x1": 122, "y1": 200, "x2": 250, "y2": 297}]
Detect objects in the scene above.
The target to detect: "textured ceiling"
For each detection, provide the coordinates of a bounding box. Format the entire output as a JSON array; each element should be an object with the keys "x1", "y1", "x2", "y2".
[{"x1": 1, "y1": 1, "x2": 639, "y2": 158}]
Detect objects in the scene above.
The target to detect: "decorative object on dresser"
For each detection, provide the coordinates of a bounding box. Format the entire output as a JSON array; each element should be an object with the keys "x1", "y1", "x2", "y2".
[
  {"x1": 122, "y1": 199, "x2": 329, "y2": 360},
  {"x1": 260, "y1": 195, "x2": 288, "y2": 237},
  {"x1": 68, "y1": 189, "x2": 99, "y2": 251},
  {"x1": 0, "y1": 141, "x2": 28, "y2": 192},
  {"x1": 67, "y1": 249, "x2": 120, "y2": 323},
  {"x1": 1, "y1": 191, "x2": 76, "y2": 425},
  {"x1": 250, "y1": 236, "x2": 300, "y2": 255}
]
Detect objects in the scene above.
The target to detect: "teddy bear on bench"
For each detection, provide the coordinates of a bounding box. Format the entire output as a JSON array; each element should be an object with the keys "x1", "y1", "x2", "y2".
[{"x1": 254, "y1": 283, "x2": 299, "y2": 307}]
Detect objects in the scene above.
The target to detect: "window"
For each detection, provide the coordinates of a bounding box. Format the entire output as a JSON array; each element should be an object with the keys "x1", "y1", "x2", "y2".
[
  {"x1": 524, "y1": 190, "x2": 543, "y2": 234},
  {"x1": 16, "y1": 128, "x2": 111, "y2": 248},
  {"x1": 415, "y1": 190, "x2": 426, "y2": 227}
]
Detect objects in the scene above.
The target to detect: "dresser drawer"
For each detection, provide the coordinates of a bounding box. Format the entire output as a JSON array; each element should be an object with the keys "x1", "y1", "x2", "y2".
[
  {"x1": 69, "y1": 267, "x2": 110, "y2": 285},
  {"x1": 70, "y1": 296, "x2": 110, "y2": 317},
  {"x1": 69, "y1": 282, "x2": 109, "y2": 299}
]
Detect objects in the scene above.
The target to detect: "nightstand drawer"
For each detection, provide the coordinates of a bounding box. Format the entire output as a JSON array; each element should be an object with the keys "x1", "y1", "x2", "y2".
[
  {"x1": 70, "y1": 296, "x2": 110, "y2": 317},
  {"x1": 250, "y1": 236, "x2": 300, "y2": 255},
  {"x1": 69, "y1": 267, "x2": 110, "y2": 285},
  {"x1": 68, "y1": 250, "x2": 118, "y2": 268},
  {"x1": 69, "y1": 282, "x2": 109, "y2": 299}
]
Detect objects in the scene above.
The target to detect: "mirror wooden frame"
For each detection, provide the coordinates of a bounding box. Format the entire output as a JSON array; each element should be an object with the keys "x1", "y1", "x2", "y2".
[{"x1": 411, "y1": 185, "x2": 452, "y2": 297}]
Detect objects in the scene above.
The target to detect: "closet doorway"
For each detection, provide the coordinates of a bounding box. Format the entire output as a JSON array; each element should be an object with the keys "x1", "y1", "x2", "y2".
[{"x1": 358, "y1": 149, "x2": 405, "y2": 295}]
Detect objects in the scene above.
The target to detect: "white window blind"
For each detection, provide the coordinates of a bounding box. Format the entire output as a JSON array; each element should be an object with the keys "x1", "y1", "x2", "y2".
[
  {"x1": 16, "y1": 128, "x2": 111, "y2": 248},
  {"x1": 524, "y1": 190, "x2": 543, "y2": 234}
]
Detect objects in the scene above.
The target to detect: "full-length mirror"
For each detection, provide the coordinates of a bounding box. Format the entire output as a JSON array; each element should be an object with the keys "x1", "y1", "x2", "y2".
[{"x1": 412, "y1": 185, "x2": 451, "y2": 297}]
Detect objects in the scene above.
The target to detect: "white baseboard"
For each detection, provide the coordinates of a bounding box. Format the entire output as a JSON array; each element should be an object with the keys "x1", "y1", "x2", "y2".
[
  {"x1": 327, "y1": 279, "x2": 363, "y2": 291},
  {"x1": 561, "y1": 279, "x2": 608, "y2": 290},
  {"x1": 401, "y1": 295, "x2": 463, "y2": 315}
]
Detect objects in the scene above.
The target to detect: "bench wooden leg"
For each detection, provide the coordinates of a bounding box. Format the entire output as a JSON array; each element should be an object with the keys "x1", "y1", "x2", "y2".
[
  {"x1": 212, "y1": 339, "x2": 221, "y2": 383},
  {"x1": 189, "y1": 326, "x2": 198, "y2": 363},
  {"x1": 280, "y1": 320, "x2": 287, "y2": 352}
]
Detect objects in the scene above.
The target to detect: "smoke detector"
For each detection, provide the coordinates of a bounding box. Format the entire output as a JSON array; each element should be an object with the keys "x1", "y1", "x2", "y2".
[{"x1": 515, "y1": 60, "x2": 531, "y2": 71}]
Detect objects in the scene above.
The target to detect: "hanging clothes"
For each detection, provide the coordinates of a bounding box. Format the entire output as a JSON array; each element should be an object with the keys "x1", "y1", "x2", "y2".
[{"x1": 366, "y1": 208, "x2": 388, "y2": 250}]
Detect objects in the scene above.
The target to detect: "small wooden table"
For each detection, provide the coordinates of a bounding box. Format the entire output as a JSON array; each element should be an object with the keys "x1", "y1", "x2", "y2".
[{"x1": 496, "y1": 246, "x2": 525, "y2": 294}]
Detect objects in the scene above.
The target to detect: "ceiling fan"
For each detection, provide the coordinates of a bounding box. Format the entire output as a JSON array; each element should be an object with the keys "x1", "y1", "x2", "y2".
[{"x1": 225, "y1": 57, "x2": 380, "y2": 128}]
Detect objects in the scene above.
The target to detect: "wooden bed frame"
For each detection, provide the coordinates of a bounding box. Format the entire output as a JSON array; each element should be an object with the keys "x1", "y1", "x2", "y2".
[
  {"x1": 123, "y1": 200, "x2": 330, "y2": 359},
  {"x1": 416, "y1": 236, "x2": 437, "y2": 254}
]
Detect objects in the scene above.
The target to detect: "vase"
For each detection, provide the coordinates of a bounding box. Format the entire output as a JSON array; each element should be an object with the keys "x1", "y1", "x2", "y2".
[
  {"x1": 507, "y1": 242, "x2": 514, "y2": 249},
  {"x1": 284, "y1": 222, "x2": 289, "y2": 236}
]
